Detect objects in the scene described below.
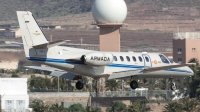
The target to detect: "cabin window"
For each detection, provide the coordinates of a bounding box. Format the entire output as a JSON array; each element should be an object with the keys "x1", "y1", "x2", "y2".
[
  {"x1": 126, "y1": 56, "x2": 130, "y2": 62},
  {"x1": 138, "y1": 56, "x2": 143, "y2": 62},
  {"x1": 120, "y1": 56, "x2": 124, "y2": 61},
  {"x1": 114, "y1": 56, "x2": 117, "y2": 61},
  {"x1": 159, "y1": 54, "x2": 169, "y2": 63},
  {"x1": 145, "y1": 57, "x2": 149, "y2": 62},
  {"x1": 132, "y1": 56, "x2": 136, "y2": 62}
]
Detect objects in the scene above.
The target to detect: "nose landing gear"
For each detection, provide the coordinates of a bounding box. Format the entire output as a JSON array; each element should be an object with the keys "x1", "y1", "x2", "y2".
[
  {"x1": 171, "y1": 82, "x2": 176, "y2": 91},
  {"x1": 170, "y1": 78, "x2": 176, "y2": 91},
  {"x1": 75, "y1": 77, "x2": 84, "y2": 90}
]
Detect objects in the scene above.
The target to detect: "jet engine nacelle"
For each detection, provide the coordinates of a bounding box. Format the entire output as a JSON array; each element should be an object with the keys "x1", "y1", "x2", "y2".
[{"x1": 81, "y1": 53, "x2": 114, "y2": 66}]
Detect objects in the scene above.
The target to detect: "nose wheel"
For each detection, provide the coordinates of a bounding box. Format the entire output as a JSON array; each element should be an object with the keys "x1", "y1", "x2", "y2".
[
  {"x1": 171, "y1": 82, "x2": 176, "y2": 91},
  {"x1": 169, "y1": 78, "x2": 176, "y2": 91},
  {"x1": 130, "y1": 80, "x2": 138, "y2": 89},
  {"x1": 76, "y1": 81, "x2": 84, "y2": 90}
]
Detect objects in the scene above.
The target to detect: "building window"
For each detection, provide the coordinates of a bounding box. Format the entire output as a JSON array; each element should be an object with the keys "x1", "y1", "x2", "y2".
[
  {"x1": 178, "y1": 58, "x2": 182, "y2": 61},
  {"x1": 126, "y1": 56, "x2": 130, "y2": 62},
  {"x1": 120, "y1": 56, "x2": 124, "y2": 61},
  {"x1": 178, "y1": 58, "x2": 182, "y2": 63},
  {"x1": 192, "y1": 48, "x2": 196, "y2": 51},
  {"x1": 178, "y1": 48, "x2": 182, "y2": 54}
]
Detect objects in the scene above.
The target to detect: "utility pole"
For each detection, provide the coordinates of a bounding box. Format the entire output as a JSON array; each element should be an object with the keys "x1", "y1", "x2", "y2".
[
  {"x1": 80, "y1": 37, "x2": 83, "y2": 46},
  {"x1": 50, "y1": 35, "x2": 53, "y2": 42},
  {"x1": 58, "y1": 76, "x2": 59, "y2": 93}
]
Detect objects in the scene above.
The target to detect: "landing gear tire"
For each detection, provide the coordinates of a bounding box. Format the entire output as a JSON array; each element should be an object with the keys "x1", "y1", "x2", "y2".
[
  {"x1": 76, "y1": 81, "x2": 84, "y2": 90},
  {"x1": 130, "y1": 80, "x2": 138, "y2": 89},
  {"x1": 171, "y1": 83, "x2": 176, "y2": 91}
]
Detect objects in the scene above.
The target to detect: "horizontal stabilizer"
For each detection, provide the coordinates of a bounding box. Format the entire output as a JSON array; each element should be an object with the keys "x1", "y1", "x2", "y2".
[
  {"x1": 32, "y1": 40, "x2": 68, "y2": 49},
  {"x1": 50, "y1": 71, "x2": 77, "y2": 80},
  {"x1": 25, "y1": 66, "x2": 78, "y2": 80},
  {"x1": 25, "y1": 66, "x2": 63, "y2": 72},
  {"x1": 6, "y1": 41, "x2": 23, "y2": 46}
]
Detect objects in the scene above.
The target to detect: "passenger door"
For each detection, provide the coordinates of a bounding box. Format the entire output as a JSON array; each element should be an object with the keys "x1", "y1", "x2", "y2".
[{"x1": 142, "y1": 54, "x2": 152, "y2": 68}]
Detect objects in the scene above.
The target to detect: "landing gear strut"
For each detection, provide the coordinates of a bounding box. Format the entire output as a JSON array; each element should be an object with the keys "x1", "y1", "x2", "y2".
[
  {"x1": 170, "y1": 78, "x2": 176, "y2": 91},
  {"x1": 130, "y1": 80, "x2": 138, "y2": 89},
  {"x1": 76, "y1": 80, "x2": 84, "y2": 90},
  {"x1": 170, "y1": 82, "x2": 176, "y2": 91}
]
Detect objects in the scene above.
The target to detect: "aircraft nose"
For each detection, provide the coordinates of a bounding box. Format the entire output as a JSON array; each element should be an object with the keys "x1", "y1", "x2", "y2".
[{"x1": 187, "y1": 67, "x2": 194, "y2": 76}]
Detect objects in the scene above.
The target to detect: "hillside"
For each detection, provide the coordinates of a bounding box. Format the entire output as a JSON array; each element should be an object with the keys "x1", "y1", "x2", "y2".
[
  {"x1": 0, "y1": 0, "x2": 200, "y2": 32},
  {"x1": 0, "y1": 0, "x2": 93, "y2": 21},
  {"x1": 0, "y1": 0, "x2": 200, "y2": 21}
]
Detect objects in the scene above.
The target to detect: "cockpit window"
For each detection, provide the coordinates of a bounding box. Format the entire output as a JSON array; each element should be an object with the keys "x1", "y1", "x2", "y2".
[
  {"x1": 166, "y1": 57, "x2": 173, "y2": 63},
  {"x1": 114, "y1": 56, "x2": 117, "y2": 61},
  {"x1": 159, "y1": 54, "x2": 169, "y2": 63}
]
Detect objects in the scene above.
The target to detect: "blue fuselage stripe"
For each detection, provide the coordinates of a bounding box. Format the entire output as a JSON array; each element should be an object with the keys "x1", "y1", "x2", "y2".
[{"x1": 26, "y1": 57, "x2": 192, "y2": 73}]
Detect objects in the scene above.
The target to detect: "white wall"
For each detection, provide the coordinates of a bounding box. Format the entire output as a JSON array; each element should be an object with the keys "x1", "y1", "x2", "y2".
[
  {"x1": 0, "y1": 78, "x2": 29, "y2": 111},
  {"x1": 0, "y1": 78, "x2": 27, "y2": 95}
]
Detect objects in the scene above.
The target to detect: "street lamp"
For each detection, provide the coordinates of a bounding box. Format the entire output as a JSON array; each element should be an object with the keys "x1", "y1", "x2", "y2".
[{"x1": 25, "y1": 69, "x2": 28, "y2": 75}]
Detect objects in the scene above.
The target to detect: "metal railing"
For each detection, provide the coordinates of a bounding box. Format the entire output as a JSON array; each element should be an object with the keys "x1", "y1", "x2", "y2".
[
  {"x1": 28, "y1": 89, "x2": 174, "y2": 102},
  {"x1": 90, "y1": 90, "x2": 173, "y2": 102}
]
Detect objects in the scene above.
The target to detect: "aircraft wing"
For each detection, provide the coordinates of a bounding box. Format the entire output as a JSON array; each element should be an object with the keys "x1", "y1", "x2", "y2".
[
  {"x1": 142, "y1": 64, "x2": 193, "y2": 73},
  {"x1": 25, "y1": 66, "x2": 78, "y2": 80},
  {"x1": 108, "y1": 64, "x2": 193, "y2": 79},
  {"x1": 108, "y1": 70, "x2": 142, "y2": 79}
]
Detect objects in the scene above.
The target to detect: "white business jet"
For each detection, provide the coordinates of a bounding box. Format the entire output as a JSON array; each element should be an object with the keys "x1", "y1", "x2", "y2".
[{"x1": 16, "y1": 11, "x2": 193, "y2": 91}]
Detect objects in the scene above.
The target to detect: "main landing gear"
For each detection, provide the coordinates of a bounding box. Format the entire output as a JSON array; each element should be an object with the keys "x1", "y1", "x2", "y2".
[
  {"x1": 76, "y1": 80, "x2": 84, "y2": 90},
  {"x1": 130, "y1": 80, "x2": 138, "y2": 89},
  {"x1": 76, "y1": 76, "x2": 84, "y2": 90}
]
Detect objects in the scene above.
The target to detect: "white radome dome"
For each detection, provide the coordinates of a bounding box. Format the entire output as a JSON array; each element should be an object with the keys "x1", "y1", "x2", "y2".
[{"x1": 92, "y1": 0, "x2": 127, "y2": 24}]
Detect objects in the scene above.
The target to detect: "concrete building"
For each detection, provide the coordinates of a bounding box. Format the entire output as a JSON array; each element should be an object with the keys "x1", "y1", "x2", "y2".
[
  {"x1": 15, "y1": 28, "x2": 22, "y2": 38},
  {"x1": 173, "y1": 32, "x2": 200, "y2": 63},
  {"x1": 0, "y1": 78, "x2": 31, "y2": 112},
  {"x1": 0, "y1": 30, "x2": 15, "y2": 38}
]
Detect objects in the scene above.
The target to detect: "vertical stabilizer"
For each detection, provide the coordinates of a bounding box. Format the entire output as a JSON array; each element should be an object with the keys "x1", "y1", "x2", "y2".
[{"x1": 17, "y1": 11, "x2": 49, "y2": 47}]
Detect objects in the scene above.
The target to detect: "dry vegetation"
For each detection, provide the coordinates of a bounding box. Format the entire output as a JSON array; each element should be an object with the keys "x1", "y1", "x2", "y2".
[
  {"x1": 43, "y1": 29, "x2": 173, "y2": 49},
  {"x1": 0, "y1": 51, "x2": 25, "y2": 61}
]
